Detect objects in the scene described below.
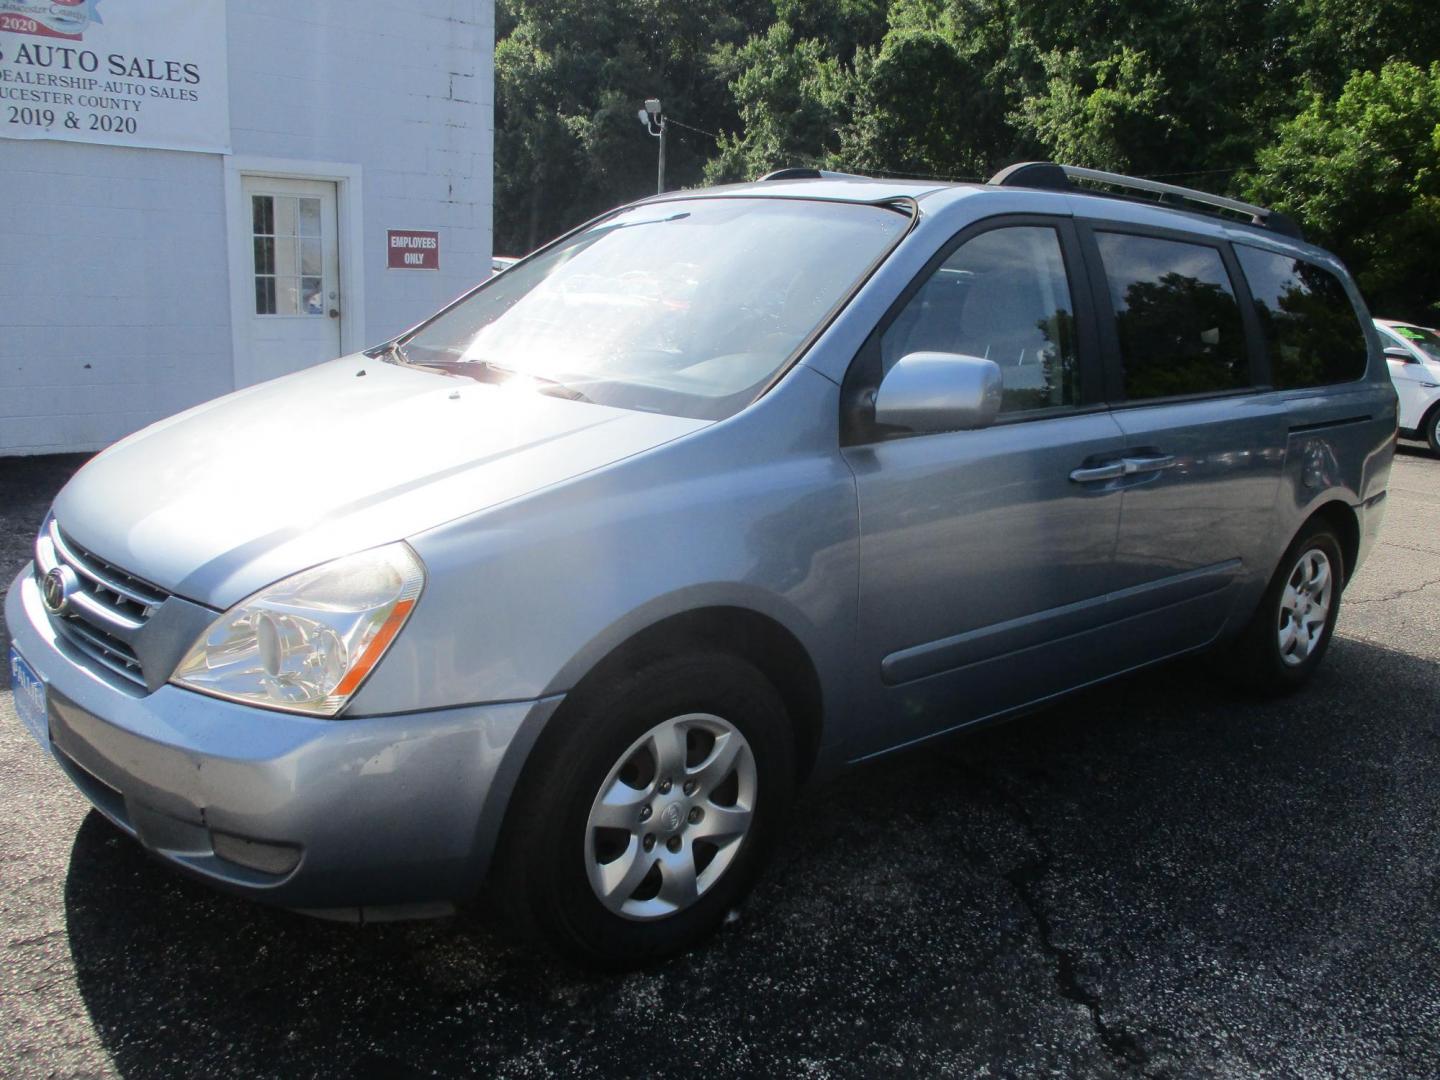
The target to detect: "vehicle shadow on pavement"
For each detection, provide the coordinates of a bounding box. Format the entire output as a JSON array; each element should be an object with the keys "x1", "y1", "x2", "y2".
[
  {"x1": 63, "y1": 636, "x2": 1440, "y2": 1079},
  {"x1": 1396, "y1": 441, "x2": 1438, "y2": 460}
]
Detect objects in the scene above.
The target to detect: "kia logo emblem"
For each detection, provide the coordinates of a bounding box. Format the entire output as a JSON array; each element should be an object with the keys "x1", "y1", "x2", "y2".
[{"x1": 42, "y1": 566, "x2": 78, "y2": 615}]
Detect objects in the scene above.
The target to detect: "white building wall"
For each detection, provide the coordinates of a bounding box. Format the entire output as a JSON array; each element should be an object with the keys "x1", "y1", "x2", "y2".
[
  {"x1": 0, "y1": 143, "x2": 233, "y2": 452},
  {"x1": 0, "y1": 0, "x2": 493, "y2": 455}
]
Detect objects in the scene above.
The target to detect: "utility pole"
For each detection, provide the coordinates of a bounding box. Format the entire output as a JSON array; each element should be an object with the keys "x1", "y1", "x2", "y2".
[{"x1": 638, "y1": 98, "x2": 667, "y2": 194}]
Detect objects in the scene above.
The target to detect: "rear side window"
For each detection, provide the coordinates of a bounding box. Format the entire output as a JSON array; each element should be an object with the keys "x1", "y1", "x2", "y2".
[
  {"x1": 1095, "y1": 232, "x2": 1249, "y2": 400},
  {"x1": 1234, "y1": 246, "x2": 1368, "y2": 388}
]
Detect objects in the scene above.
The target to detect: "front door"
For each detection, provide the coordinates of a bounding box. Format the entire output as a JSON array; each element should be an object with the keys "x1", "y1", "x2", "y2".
[
  {"x1": 241, "y1": 176, "x2": 341, "y2": 386},
  {"x1": 843, "y1": 217, "x2": 1127, "y2": 756}
]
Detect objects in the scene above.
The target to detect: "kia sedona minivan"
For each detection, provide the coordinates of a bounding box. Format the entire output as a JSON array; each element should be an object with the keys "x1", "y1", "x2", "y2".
[{"x1": 7, "y1": 162, "x2": 1395, "y2": 965}]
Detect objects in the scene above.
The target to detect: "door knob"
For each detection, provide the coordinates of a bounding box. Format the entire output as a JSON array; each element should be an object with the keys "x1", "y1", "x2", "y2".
[{"x1": 328, "y1": 308, "x2": 340, "y2": 319}]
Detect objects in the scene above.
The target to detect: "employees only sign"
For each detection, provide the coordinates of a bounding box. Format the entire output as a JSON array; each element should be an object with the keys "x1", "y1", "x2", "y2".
[
  {"x1": 388, "y1": 229, "x2": 440, "y2": 270},
  {"x1": 0, "y1": 0, "x2": 229, "y2": 154}
]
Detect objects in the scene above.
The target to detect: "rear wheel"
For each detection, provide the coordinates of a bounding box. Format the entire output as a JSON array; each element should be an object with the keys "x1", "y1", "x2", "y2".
[
  {"x1": 493, "y1": 652, "x2": 794, "y2": 967},
  {"x1": 1231, "y1": 521, "x2": 1344, "y2": 694}
]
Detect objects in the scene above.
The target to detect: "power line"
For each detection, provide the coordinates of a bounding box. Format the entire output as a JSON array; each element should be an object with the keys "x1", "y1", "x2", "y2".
[
  {"x1": 1137, "y1": 166, "x2": 1248, "y2": 180},
  {"x1": 665, "y1": 117, "x2": 723, "y2": 141},
  {"x1": 854, "y1": 167, "x2": 984, "y2": 182}
]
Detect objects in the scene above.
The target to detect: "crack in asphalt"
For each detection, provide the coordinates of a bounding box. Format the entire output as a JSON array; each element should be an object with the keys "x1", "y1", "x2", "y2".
[
  {"x1": 1345, "y1": 574, "x2": 1440, "y2": 606},
  {"x1": 955, "y1": 759, "x2": 1152, "y2": 1073},
  {"x1": 1373, "y1": 539, "x2": 1440, "y2": 557}
]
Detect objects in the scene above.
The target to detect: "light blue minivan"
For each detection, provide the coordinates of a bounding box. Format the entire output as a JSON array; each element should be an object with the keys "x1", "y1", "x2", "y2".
[{"x1": 6, "y1": 162, "x2": 1395, "y2": 963}]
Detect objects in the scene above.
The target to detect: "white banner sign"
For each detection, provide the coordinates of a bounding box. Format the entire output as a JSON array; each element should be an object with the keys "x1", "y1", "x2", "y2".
[{"x1": 0, "y1": 0, "x2": 229, "y2": 154}]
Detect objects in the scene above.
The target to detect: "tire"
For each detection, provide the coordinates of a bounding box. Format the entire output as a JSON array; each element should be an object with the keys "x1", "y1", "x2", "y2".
[
  {"x1": 492, "y1": 652, "x2": 795, "y2": 967},
  {"x1": 1425, "y1": 404, "x2": 1440, "y2": 456},
  {"x1": 1230, "y1": 521, "x2": 1345, "y2": 695}
]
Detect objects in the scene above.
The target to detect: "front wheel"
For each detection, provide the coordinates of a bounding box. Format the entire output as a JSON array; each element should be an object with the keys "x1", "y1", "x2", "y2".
[
  {"x1": 493, "y1": 653, "x2": 795, "y2": 967},
  {"x1": 1230, "y1": 522, "x2": 1344, "y2": 694},
  {"x1": 1424, "y1": 404, "x2": 1440, "y2": 455}
]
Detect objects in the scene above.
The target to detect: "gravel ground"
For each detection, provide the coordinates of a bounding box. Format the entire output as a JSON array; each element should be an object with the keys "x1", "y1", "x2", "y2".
[{"x1": 2, "y1": 444, "x2": 1438, "y2": 1079}]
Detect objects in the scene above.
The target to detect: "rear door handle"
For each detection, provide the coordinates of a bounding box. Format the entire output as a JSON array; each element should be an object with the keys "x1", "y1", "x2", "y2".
[
  {"x1": 1069, "y1": 462, "x2": 1126, "y2": 483},
  {"x1": 1121, "y1": 454, "x2": 1178, "y2": 474}
]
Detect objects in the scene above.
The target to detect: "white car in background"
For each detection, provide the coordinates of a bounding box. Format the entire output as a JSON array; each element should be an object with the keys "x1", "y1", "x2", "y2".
[{"x1": 1374, "y1": 319, "x2": 1440, "y2": 453}]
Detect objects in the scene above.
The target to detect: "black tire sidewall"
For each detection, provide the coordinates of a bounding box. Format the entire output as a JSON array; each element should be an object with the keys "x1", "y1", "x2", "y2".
[
  {"x1": 1426, "y1": 405, "x2": 1440, "y2": 455},
  {"x1": 508, "y1": 653, "x2": 794, "y2": 966}
]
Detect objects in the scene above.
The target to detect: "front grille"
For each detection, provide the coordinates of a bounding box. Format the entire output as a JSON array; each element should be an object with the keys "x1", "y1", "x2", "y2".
[{"x1": 35, "y1": 517, "x2": 171, "y2": 689}]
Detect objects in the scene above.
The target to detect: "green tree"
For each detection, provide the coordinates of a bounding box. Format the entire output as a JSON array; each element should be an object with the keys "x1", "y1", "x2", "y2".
[
  {"x1": 493, "y1": 0, "x2": 767, "y2": 254},
  {"x1": 703, "y1": 23, "x2": 847, "y2": 182},
  {"x1": 833, "y1": 26, "x2": 1014, "y2": 179},
  {"x1": 491, "y1": 0, "x2": 1440, "y2": 319},
  {"x1": 1290, "y1": 0, "x2": 1440, "y2": 96},
  {"x1": 1246, "y1": 61, "x2": 1440, "y2": 321},
  {"x1": 1012, "y1": 46, "x2": 1173, "y2": 173}
]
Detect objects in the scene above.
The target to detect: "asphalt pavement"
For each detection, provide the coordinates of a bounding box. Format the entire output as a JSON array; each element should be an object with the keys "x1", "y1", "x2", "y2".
[{"x1": 2, "y1": 444, "x2": 1438, "y2": 1079}]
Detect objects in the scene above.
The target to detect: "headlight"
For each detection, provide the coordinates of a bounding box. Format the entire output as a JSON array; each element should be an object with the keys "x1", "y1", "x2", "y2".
[{"x1": 170, "y1": 543, "x2": 424, "y2": 716}]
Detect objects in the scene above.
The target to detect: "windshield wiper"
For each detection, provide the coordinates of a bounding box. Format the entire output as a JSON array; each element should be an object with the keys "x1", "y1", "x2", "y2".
[
  {"x1": 391, "y1": 354, "x2": 595, "y2": 404},
  {"x1": 479, "y1": 360, "x2": 597, "y2": 403},
  {"x1": 372, "y1": 340, "x2": 408, "y2": 365}
]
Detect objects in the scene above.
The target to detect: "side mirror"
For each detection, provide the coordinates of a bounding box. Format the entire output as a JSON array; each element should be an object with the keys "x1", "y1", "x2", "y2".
[
  {"x1": 873, "y1": 351, "x2": 1003, "y2": 433},
  {"x1": 1383, "y1": 346, "x2": 1416, "y2": 362}
]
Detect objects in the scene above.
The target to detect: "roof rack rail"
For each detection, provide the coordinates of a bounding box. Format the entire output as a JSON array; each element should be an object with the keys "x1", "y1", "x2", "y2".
[{"x1": 988, "y1": 161, "x2": 1304, "y2": 241}]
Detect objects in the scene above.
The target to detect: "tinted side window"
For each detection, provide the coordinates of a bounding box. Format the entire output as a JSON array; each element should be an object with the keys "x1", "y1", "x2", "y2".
[
  {"x1": 1234, "y1": 246, "x2": 1368, "y2": 388},
  {"x1": 880, "y1": 226, "x2": 1079, "y2": 413},
  {"x1": 1095, "y1": 232, "x2": 1249, "y2": 400}
]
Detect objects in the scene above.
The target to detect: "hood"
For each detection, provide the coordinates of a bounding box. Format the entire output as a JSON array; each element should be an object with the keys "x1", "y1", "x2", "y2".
[{"x1": 54, "y1": 357, "x2": 708, "y2": 607}]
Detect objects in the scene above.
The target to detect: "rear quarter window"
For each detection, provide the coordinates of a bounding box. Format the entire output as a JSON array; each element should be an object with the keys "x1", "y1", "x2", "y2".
[{"x1": 1234, "y1": 245, "x2": 1368, "y2": 389}]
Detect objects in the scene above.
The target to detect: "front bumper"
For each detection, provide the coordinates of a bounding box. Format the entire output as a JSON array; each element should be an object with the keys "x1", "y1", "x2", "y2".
[{"x1": 6, "y1": 567, "x2": 561, "y2": 916}]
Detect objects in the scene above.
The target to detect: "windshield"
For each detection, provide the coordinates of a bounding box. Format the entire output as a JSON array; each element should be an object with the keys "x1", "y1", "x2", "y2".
[
  {"x1": 393, "y1": 197, "x2": 909, "y2": 420},
  {"x1": 1386, "y1": 323, "x2": 1440, "y2": 362}
]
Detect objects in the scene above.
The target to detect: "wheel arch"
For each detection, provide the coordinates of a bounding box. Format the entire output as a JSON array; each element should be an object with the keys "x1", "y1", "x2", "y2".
[
  {"x1": 547, "y1": 605, "x2": 825, "y2": 787},
  {"x1": 478, "y1": 604, "x2": 827, "y2": 897},
  {"x1": 1303, "y1": 499, "x2": 1360, "y2": 585},
  {"x1": 1419, "y1": 395, "x2": 1440, "y2": 445}
]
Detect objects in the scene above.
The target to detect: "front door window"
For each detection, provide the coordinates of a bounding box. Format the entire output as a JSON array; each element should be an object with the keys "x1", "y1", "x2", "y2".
[{"x1": 880, "y1": 225, "x2": 1080, "y2": 414}]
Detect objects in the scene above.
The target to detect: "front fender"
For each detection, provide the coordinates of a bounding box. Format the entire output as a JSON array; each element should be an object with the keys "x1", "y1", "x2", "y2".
[{"x1": 347, "y1": 368, "x2": 860, "y2": 738}]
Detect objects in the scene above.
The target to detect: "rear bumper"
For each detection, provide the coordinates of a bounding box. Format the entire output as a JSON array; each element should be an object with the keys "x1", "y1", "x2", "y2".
[{"x1": 6, "y1": 567, "x2": 560, "y2": 916}]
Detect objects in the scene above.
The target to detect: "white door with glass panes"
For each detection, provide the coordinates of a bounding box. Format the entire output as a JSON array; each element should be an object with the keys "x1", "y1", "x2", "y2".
[{"x1": 242, "y1": 176, "x2": 341, "y2": 385}]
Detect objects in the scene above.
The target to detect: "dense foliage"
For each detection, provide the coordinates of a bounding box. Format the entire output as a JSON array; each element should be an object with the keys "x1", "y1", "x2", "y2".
[{"x1": 494, "y1": 0, "x2": 1440, "y2": 320}]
